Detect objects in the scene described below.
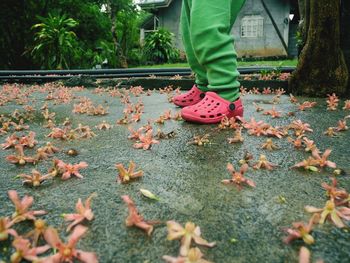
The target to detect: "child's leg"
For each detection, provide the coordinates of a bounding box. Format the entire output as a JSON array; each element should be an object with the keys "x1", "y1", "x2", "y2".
[
  {"x1": 180, "y1": 0, "x2": 208, "y2": 91},
  {"x1": 190, "y1": 0, "x2": 246, "y2": 102},
  {"x1": 173, "y1": 0, "x2": 208, "y2": 107}
]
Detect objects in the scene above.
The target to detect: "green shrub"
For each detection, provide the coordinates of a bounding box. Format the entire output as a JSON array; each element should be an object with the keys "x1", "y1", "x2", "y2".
[
  {"x1": 31, "y1": 14, "x2": 80, "y2": 69},
  {"x1": 144, "y1": 28, "x2": 179, "y2": 64}
]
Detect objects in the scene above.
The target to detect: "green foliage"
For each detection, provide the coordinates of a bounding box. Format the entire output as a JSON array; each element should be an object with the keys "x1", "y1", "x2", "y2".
[
  {"x1": 31, "y1": 14, "x2": 80, "y2": 69},
  {"x1": 144, "y1": 28, "x2": 179, "y2": 64}
]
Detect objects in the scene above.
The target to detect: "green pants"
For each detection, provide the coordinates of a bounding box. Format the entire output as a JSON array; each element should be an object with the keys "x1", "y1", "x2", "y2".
[{"x1": 180, "y1": 0, "x2": 246, "y2": 101}]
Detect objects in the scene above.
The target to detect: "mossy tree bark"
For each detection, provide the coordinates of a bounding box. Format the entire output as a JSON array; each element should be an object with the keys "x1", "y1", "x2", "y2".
[
  {"x1": 289, "y1": 0, "x2": 348, "y2": 96},
  {"x1": 341, "y1": 0, "x2": 350, "y2": 95}
]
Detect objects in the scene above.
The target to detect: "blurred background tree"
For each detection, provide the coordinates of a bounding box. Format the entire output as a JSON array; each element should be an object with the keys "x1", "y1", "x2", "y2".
[{"x1": 0, "y1": 0, "x2": 148, "y2": 69}]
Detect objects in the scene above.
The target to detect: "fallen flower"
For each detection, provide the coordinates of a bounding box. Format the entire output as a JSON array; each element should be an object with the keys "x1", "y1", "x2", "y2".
[
  {"x1": 133, "y1": 129, "x2": 160, "y2": 150},
  {"x1": 63, "y1": 193, "x2": 96, "y2": 232},
  {"x1": 121, "y1": 195, "x2": 157, "y2": 236},
  {"x1": 48, "y1": 159, "x2": 63, "y2": 177},
  {"x1": 128, "y1": 126, "x2": 144, "y2": 140},
  {"x1": 116, "y1": 113, "x2": 130, "y2": 125},
  {"x1": 163, "y1": 247, "x2": 212, "y2": 263},
  {"x1": 42, "y1": 142, "x2": 59, "y2": 154},
  {"x1": 322, "y1": 178, "x2": 349, "y2": 202},
  {"x1": 1, "y1": 133, "x2": 19, "y2": 149},
  {"x1": 253, "y1": 154, "x2": 277, "y2": 170},
  {"x1": 312, "y1": 149, "x2": 336, "y2": 169},
  {"x1": 305, "y1": 199, "x2": 350, "y2": 228},
  {"x1": 335, "y1": 119, "x2": 348, "y2": 132},
  {"x1": 266, "y1": 126, "x2": 285, "y2": 139},
  {"x1": 96, "y1": 121, "x2": 112, "y2": 130},
  {"x1": 289, "y1": 120, "x2": 313, "y2": 136},
  {"x1": 261, "y1": 138, "x2": 279, "y2": 151},
  {"x1": 47, "y1": 127, "x2": 68, "y2": 140},
  {"x1": 298, "y1": 101, "x2": 317, "y2": 111},
  {"x1": 228, "y1": 128, "x2": 244, "y2": 143},
  {"x1": 115, "y1": 161, "x2": 143, "y2": 183},
  {"x1": 0, "y1": 217, "x2": 17, "y2": 241},
  {"x1": 303, "y1": 138, "x2": 318, "y2": 153},
  {"x1": 292, "y1": 156, "x2": 319, "y2": 172},
  {"x1": 343, "y1": 100, "x2": 350, "y2": 110},
  {"x1": 326, "y1": 93, "x2": 339, "y2": 111},
  {"x1": 283, "y1": 214, "x2": 319, "y2": 245},
  {"x1": 324, "y1": 127, "x2": 337, "y2": 137},
  {"x1": 263, "y1": 106, "x2": 282, "y2": 118},
  {"x1": 156, "y1": 129, "x2": 176, "y2": 140},
  {"x1": 166, "y1": 221, "x2": 216, "y2": 256},
  {"x1": 10, "y1": 236, "x2": 50, "y2": 263},
  {"x1": 57, "y1": 161, "x2": 88, "y2": 180},
  {"x1": 43, "y1": 225, "x2": 98, "y2": 263},
  {"x1": 35, "y1": 147, "x2": 50, "y2": 161},
  {"x1": 188, "y1": 134, "x2": 210, "y2": 146},
  {"x1": 287, "y1": 136, "x2": 303, "y2": 149},
  {"x1": 222, "y1": 163, "x2": 255, "y2": 190},
  {"x1": 6, "y1": 144, "x2": 36, "y2": 165},
  {"x1": 18, "y1": 169, "x2": 52, "y2": 187},
  {"x1": 24, "y1": 219, "x2": 47, "y2": 247},
  {"x1": 8, "y1": 190, "x2": 46, "y2": 223}
]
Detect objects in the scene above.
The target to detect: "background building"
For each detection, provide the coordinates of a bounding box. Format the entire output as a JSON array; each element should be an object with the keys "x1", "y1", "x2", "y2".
[{"x1": 138, "y1": 0, "x2": 299, "y2": 58}]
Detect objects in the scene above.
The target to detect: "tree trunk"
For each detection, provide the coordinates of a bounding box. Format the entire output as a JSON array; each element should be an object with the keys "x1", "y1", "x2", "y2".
[
  {"x1": 289, "y1": 0, "x2": 348, "y2": 96},
  {"x1": 108, "y1": 1, "x2": 127, "y2": 68},
  {"x1": 341, "y1": 0, "x2": 350, "y2": 95}
]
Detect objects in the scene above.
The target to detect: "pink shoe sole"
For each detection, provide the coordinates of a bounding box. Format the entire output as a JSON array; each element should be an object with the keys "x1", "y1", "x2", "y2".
[
  {"x1": 181, "y1": 92, "x2": 244, "y2": 124},
  {"x1": 172, "y1": 85, "x2": 205, "y2": 107}
]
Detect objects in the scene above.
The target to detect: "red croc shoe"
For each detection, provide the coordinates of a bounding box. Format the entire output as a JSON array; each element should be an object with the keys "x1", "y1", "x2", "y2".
[
  {"x1": 172, "y1": 85, "x2": 205, "y2": 107},
  {"x1": 181, "y1": 92, "x2": 244, "y2": 124}
]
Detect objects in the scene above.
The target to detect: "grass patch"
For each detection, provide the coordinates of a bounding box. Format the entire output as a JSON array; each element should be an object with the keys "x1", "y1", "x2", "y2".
[{"x1": 133, "y1": 59, "x2": 298, "y2": 69}]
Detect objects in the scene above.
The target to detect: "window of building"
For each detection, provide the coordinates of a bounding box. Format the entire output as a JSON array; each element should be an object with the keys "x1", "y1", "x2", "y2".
[{"x1": 241, "y1": 15, "x2": 264, "y2": 38}]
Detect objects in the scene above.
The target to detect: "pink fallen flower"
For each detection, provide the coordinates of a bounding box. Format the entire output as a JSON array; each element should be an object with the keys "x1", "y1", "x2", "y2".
[
  {"x1": 311, "y1": 149, "x2": 336, "y2": 169},
  {"x1": 335, "y1": 119, "x2": 348, "y2": 132},
  {"x1": 166, "y1": 221, "x2": 216, "y2": 257},
  {"x1": 42, "y1": 142, "x2": 60, "y2": 154},
  {"x1": 326, "y1": 93, "x2": 339, "y2": 111},
  {"x1": 283, "y1": 214, "x2": 318, "y2": 245},
  {"x1": 6, "y1": 144, "x2": 36, "y2": 165},
  {"x1": 322, "y1": 178, "x2": 349, "y2": 202},
  {"x1": 1, "y1": 133, "x2": 19, "y2": 149},
  {"x1": 253, "y1": 155, "x2": 277, "y2": 170},
  {"x1": 18, "y1": 169, "x2": 52, "y2": 187},
  {"x1": 43, "y1": 225, "x2": 98, "y2": 263},
  {"x1": 8, "y1": 190, "x2": 46, "y2": 223},
  {"x1": 263, "y1": 106, "x2": 282, "y2": 118},
  {"x1": 10, "y1": 237, "x2": 50, "y2": 263},
  {"x1": 127, "y1": 126, "x2": 144, "y2": 140},
  {"x1": 121, "y1": 195, "x2": 158, "y2": 236},
  {"x1": 133, "y1": 129, "x2": 159, "y2": 150},
  {"x1": 289, "y1": 120, "x2": 313, "y2": 136},
  {"x1": 222, "y1": 163, "x2": 255, "y2": 190},
  {"x1": 115, "y1": 161, "x2": 143, "y2": 183},
  {"x1": 63, "y1": 193, "x2": 96, "y2": 232},
  {"x1": 24, "y1": 219, "x2": 47, "y2": 247},
  {"x1": 305, "y1": 199, "x2": 350, "y2": 228},
  {"x1": 292, "y1": 156, "x2": 319, "y2": 172},
  {"x1": 0, "y1": 217, "x2": 17, "y2": 241},
  {"x1": 18, "y1": 131, "x2": 38, "y2": 148},
  {"x1": 227, "y1": 128, "x2": 244, "y2": 143},
  {"x1": 298, "y1": 101, "x2": 317, "y2": 111},
  {"x1": 57, "y1": 161, "x2": 88, "y2": 180}
]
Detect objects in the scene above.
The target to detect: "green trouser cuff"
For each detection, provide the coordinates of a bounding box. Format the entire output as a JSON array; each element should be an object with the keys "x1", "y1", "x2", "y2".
[{"x1": 181, "y1": 0, "x2": 246, "y2": 102}]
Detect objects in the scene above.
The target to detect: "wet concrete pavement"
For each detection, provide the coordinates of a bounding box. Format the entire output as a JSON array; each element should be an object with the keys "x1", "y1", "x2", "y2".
[{"x1": 0, "y1": 85, "x2": 350, "y2": 262}]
